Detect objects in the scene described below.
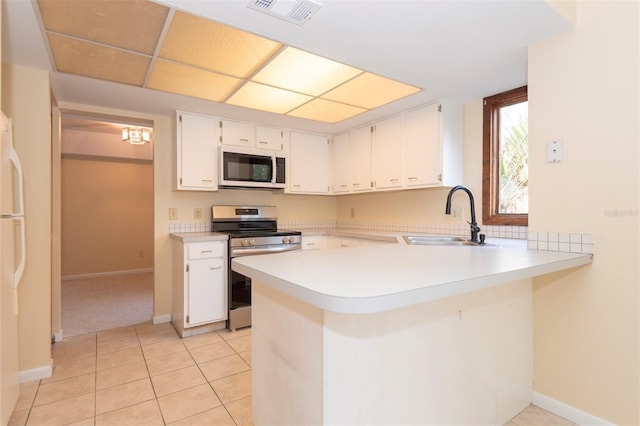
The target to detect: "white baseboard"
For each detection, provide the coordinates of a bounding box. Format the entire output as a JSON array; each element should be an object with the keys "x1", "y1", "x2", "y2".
[
  {"x1": 20, "y1": 359, "x2": 53, "y2": 383},
  {"x1": 532, "y1": 392, "x2": 612, "y2": 425},
  {"x1": 62, "y1": 268, "x2": 153, "y2": 281},
  {"x1": 153, "y1": 314, "x2": 171, "y2": 324},
  {"x1": 53, "y1": 329, "x2": 63, "y2": 343}
]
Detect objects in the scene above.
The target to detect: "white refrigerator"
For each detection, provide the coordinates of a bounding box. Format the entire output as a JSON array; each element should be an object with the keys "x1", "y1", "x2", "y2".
[{"x1": 0, "y1": 112, "x2": 25, "y2": 426}]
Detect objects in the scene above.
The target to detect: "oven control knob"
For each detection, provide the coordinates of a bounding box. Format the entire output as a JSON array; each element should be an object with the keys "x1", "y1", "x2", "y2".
[
  {"x1": 242, "y1": 239, "x2": 250, "y2": 247},
  {"x1": 250, "y1": 239, "x2": 256, "y2": 245},
  {"x1": 282, "y1": 237, "x2": 289, "y2": 244}
]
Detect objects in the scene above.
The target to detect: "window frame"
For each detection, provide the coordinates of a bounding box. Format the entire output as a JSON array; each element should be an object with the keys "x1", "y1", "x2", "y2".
[{"x1": 482, "y1": 85, "x2": 528, "y2": 226}]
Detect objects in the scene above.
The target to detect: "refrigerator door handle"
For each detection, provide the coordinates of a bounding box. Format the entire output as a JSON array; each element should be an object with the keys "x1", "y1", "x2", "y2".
[
  {"x1": 7, "y1": 122, "x2": 26, "y2": 287},
  {"x1": 13, "y1": 216, "x2": 25, "y2": 287}
]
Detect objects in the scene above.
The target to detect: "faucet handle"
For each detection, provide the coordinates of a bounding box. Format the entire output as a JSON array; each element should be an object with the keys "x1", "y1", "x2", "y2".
[{"x1": 467, "y1": 221, "x2": 481, "y2": 232}]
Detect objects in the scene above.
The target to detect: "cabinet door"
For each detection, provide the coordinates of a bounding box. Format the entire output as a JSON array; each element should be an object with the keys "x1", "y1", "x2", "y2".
[
  {"x1": 301, "y1": 235, "x2": 324, "y2": 250},
  {"x1": 349, "y1": 126, "x2": 372, "y2": 192},
  {"x1": 177, "y1": 112, "x2": 218, "y2": 191},
  {"x1": 256, "y1": 126, "x2": 285, "y2": 151},
  {"x1": 289, "y1": 132, "x2": 331, "y2": 194},
  {"x1": 220, "y1": 120, "x2": 255, "y2": 147},
  {"x1": 404, "y1": 104, "x2": 441, "y2": 186},
  {"x1": 332, "y1": 133, "x2": 350, "y2": 193},
  {"x1": 372, "y1": 115, "x2": 403, "y2": 190},
  {"x1": 187, "y1": 257, "x2": 226, "y2": 325}
]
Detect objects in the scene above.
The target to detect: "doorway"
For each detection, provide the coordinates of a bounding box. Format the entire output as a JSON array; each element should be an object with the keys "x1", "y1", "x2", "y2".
[{"x1": 57, "y1": 111, "x2": 154, "y2": 337}]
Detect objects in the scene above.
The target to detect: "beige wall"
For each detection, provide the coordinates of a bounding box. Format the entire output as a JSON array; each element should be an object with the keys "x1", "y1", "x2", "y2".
[
  {"x1": 61, "y1": 157, "x2": 153, "y2": 276},
  {"x1": 2, "y1": 64, "x2": 52, "y2": 372},
  {"x1": 57, "y1": 102, "x2": 337, "y2": 322},
  {"x1": 529, "y1": 2, "x2": 639, "y2": 424}
]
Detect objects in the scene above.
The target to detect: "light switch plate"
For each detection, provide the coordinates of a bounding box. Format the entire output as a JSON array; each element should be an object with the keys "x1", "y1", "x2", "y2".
[
  {"x1": 169, "y1": 208, "x2": 178, "y2": 220},
  {"x1": 547, "y1": 140, "x2": 564, "y2": 163}
]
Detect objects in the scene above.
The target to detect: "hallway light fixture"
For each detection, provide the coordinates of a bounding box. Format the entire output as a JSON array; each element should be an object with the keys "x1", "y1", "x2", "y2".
[{"x1": 122, "y1": 127, "x2": 151, "y2": 145}]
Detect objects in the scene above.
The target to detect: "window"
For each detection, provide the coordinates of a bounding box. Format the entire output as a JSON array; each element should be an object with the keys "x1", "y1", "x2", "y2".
[{"x1": 482, "y1": 86, "x2": 528, "y2": 226}]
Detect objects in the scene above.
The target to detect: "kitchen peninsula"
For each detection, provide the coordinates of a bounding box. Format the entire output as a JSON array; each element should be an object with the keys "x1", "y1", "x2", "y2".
[{"x1": 232, "y1": 241, "x2": 592, "y2": 425}]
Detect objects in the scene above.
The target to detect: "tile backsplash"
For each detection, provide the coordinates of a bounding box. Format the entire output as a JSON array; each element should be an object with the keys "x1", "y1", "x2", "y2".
[
  {"x1": 527, "y1": 232, "x2": 594, "y2": 254},
  {"x1": 168, "y1": 221, "x2": 594, "y2": 254}
]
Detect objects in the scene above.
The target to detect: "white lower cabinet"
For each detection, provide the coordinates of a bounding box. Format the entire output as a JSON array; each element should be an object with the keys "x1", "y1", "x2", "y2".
[
  {"x1": 301, "y1": 235, "x2": 325, "y2": 251},
  {"x1": 172, "y1": 239, "x2": 227, "y2": 336}
]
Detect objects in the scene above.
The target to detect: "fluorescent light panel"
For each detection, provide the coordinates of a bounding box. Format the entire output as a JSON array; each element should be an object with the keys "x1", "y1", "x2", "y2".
[
  {"x1": 227, "y1": 81, "x2": 313, "y2": 114},
  {"x1": 38, "y1": 1, "x2": 422, "y2": 123},
  {"x1": 252, "y1": 47, "x2": 362, "y2": 96}
]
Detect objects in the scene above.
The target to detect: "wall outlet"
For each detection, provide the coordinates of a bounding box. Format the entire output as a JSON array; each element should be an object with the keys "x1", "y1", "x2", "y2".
[
  {"x1": 451, "y1": 204, "x2": 465, "y2": 222},
  {"x1": 169, "y1": 208, "x2": 178, "y2": 220},
  {"x1": 194, "y1": 208, "x2": 202, "y2": 220}
]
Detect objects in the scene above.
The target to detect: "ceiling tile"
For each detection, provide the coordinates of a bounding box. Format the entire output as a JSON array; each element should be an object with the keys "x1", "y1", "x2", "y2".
[
  {"x1": 48, "y1": 34, "x2": 150, "y2": 86},
  {"x1": 252, "y1": 47, "x2": 362, "y2": 96},
  {"x1": 226, "y1": 82, "x2": 312, "y2": 115},
  {"x1": 322, "y1": 72, "x2": 421, "y2": 109},
  {"x1": 38, "y1": 0, "x2": 169, "y2": 55},
  {"x1": 147, "y1": 60, "x2": 243, "y2": 102},
  {"x1": 160, "y1": 11, "x2": 282, "y2": 78},
  {"x1": 287, "y1": 98, "x2": 366, "y2": 123}
]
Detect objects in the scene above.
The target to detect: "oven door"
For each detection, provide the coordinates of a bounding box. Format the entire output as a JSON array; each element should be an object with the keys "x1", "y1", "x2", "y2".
[
  {"x1": 227, "y1": 242, "x2": 301, "y2": 331},
  {"x1": 228, "y1": 269, "x2": 252, "y2": 331}
]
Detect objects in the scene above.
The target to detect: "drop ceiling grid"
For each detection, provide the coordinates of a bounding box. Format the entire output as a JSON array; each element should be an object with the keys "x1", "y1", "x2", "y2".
[{"x1": 36, "y1": 0, "x2": 422, "y2": 123}]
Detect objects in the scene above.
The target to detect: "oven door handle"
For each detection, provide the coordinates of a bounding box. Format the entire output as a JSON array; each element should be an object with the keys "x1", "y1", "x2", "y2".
[{"x1": 231, "y1": 244, "x2": 301, "y2": 257}]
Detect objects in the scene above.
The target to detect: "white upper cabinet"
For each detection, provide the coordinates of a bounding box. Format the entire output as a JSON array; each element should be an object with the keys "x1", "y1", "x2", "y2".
[
  {"x1": 289, "y1": 131, "x2": 331, "y2": 194},
  {"x1": 331, "y1": 133, "x2": 350, "y2": 194},
  {"x1": 256, "y1": 126, "x2": 285, "y2": 151},
  {"x1": 220, "y1": 119, "x2": 255, "y2": 148},
  {"x1": 404, "y1": 103, "x2": 441, "y2": 186},
  {"x1": 372, "y1": 114, "x2": 403, "y2": 190},
  {"x1": 349, "y1": 126, "x2": 373, "y2": 192},
  {"x1": 176, "y1": 111, "x2": 218, "y2": 191},
  {"x1": 404, "y1": 101, "x2": 463, "y2": 188}
]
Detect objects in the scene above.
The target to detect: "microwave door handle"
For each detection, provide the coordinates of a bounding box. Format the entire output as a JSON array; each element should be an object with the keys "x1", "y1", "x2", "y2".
[{"x1": 271, "y1": 155, "x2": 276, "y2": 184}]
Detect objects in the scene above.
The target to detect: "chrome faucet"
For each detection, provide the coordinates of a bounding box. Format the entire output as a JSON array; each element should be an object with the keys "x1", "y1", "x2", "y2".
[{"x1": 445, "y1": 185, "x2": 484, "y2": 244}]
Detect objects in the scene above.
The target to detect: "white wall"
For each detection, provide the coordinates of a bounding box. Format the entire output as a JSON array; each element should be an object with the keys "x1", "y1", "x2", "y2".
[{"x1": 528, "y1": 2, "x2": 639, "y2": 423}]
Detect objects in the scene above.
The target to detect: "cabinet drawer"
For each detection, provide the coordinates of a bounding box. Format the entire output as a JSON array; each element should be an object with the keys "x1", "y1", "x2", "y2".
[{"x1": 187, "y1": 242, "x2": 225, "y2": 260}]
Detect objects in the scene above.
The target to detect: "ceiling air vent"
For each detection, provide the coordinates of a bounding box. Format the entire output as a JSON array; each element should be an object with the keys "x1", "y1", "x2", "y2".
[{"x1": 248, "y1": 0, "x2": 322, "y2": 26}]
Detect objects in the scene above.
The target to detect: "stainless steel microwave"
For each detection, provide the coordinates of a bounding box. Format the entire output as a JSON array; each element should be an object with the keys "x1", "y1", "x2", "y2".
[{"x1": 219, "y1": 146, "x2": 286, "y2": 189}]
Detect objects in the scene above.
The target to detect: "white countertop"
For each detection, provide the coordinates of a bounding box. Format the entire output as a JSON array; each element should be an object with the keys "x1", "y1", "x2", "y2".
[
  {"x1": 232, "y1": 240, "x2": 592, "y2": 314},
  {"x1": 169, "y1": 232, "x2": 228, "y2": 243}
]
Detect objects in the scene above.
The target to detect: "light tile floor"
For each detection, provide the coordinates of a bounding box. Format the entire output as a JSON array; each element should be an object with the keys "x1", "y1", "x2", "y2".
[
  {"x1": 9, "y1": 322, "x2": 252, "y2": 426},
  {"x1": 9, "y1": 322, "x2": 573, "y2": 426}
]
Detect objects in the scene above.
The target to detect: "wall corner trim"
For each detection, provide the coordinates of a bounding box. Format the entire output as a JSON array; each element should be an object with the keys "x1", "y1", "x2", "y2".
[
  {"x1": 20, "y1": 359, "x2": 54, "y2": 383},
  {"x1": 532, "y1": 392, "x2": 612, "y2": 425}
]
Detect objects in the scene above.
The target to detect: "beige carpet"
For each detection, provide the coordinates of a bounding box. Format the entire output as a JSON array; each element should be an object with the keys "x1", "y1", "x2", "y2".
[{"x1": 61, "y1": 272, "x2": 153, "y2": 337}]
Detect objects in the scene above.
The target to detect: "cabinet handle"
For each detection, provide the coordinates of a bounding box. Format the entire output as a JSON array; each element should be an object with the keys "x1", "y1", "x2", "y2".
[
  {"x1": 258, "y1": 140, "x2": 267, "y2": 144},
  {"x1": 353, "y1": 183, "x2": 360, "y2": 187},
  {"x1": 201, "y1": 179, "x2": 212, "y2": 183},
  {"x1": 201, "y1": 250, "x2": 213, "y2": 253},
  {"x1": 408, "y1": 177, "x2": 418, "y2": 181},
  {"x1": 306, "y1": 242, "x2": 316, "y2": 246},
  {"x1": 390, "y1": 178, "x2": 399, "y2": 183},
  {"x1": 210, "y1": 266, "x2": 222, "y2": 270},
  {"x1": 340, "y1": 184, "x2": 347, "y2": 188},
  {"x1": 293, "y1": 184, "x2": 301, "y2": 188},
  {"x1": 240, "y1": 138, "x2": 249, "y2": 142}
]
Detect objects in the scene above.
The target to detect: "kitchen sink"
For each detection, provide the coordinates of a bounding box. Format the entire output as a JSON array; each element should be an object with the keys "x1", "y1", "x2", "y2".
[{"x1": 402, "y1": 235, "x2": 482, "y2": 246}]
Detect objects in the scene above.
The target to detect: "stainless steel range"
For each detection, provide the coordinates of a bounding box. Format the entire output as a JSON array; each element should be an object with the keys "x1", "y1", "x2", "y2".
[{"x1": 211, "y1": 206, "x2": 301, "y2": 331}]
